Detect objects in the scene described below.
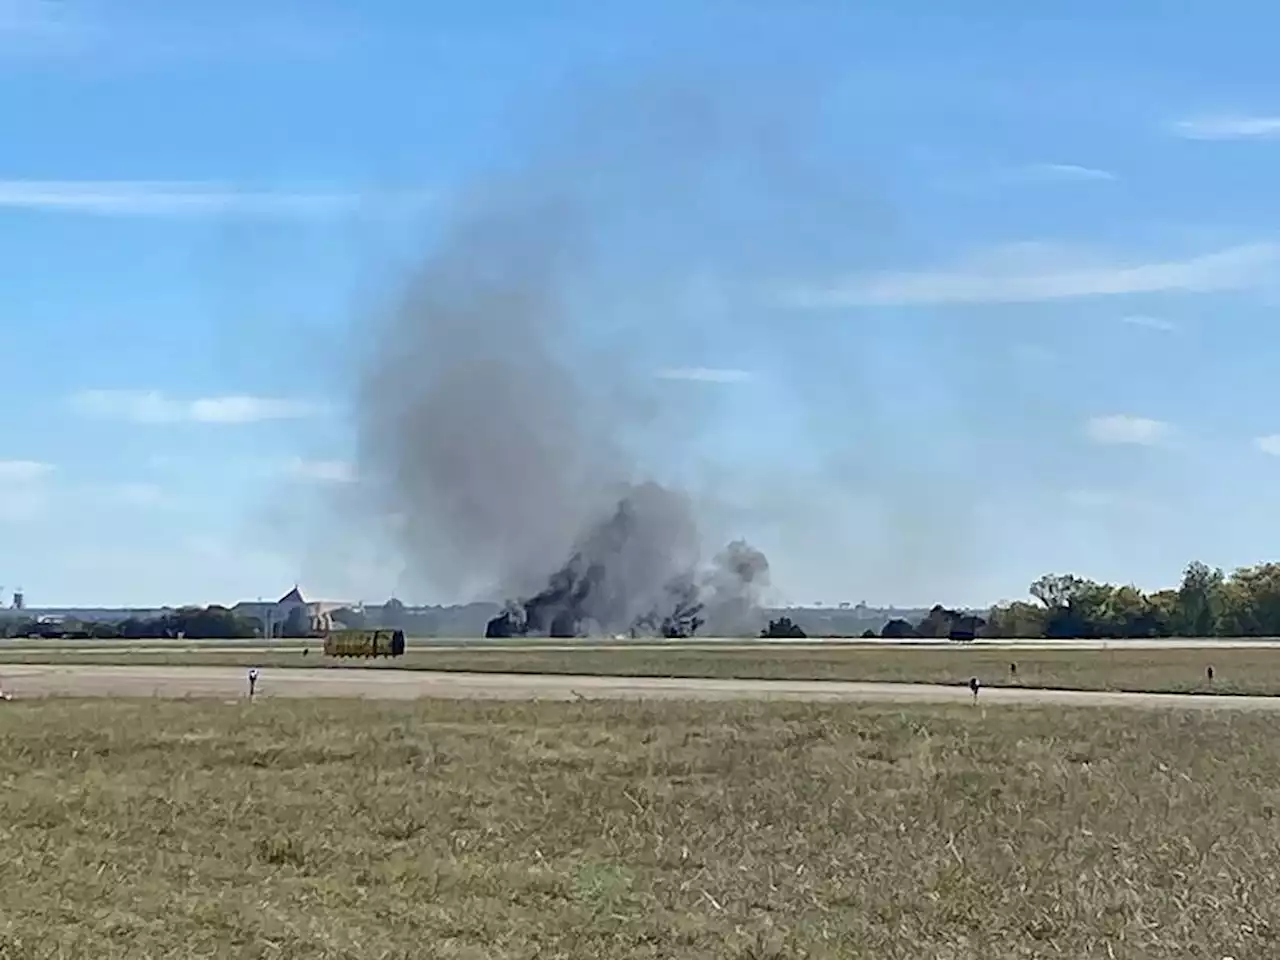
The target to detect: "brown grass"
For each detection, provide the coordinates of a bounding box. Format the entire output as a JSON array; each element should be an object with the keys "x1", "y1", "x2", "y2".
[
  {"x1": 0, "y1": 643, "x2": 1277, "y2": 695},
  {"x1": 1, "y1": 697, "x2": 1278, "y2": 957}
]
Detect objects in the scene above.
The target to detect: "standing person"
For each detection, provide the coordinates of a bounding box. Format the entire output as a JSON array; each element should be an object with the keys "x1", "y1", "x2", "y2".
[
  {"x1": 248, "y1": 667, "x2": 259, "y2": 699},
  {"x1": 968, "y1": 676, "x2": 980, "y2": 701}
]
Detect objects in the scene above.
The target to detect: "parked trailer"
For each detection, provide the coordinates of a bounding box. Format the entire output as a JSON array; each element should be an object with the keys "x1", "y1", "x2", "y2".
[{"x1": 323, "y1": 628, "x2": 406, "y2": 659}]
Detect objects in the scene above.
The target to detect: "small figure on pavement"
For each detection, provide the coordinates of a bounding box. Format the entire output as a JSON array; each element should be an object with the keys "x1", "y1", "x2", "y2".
[
  {"x1": 1206, "y1": 665, "x2": 1215, "y2": 682},
  {"x1": 968, "y1": 676, "x2": 980, "y2": 701},
  {"x1": 248, "y1": 667, "x2": 259, "y2": 699},
  {"x1": 1009, "y1": 661, "x2": 1018, "y2": 679}
]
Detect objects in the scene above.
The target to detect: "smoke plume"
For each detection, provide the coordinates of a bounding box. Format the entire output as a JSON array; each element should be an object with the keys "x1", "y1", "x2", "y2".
[{"x1": 353, "y1": 80, "x2": 784, "y2": 636}]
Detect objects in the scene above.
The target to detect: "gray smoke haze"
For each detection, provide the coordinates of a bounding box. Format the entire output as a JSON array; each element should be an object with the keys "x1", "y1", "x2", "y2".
[
  {"x1": 351, "y1": 75, "x2": 805, "y2": 633},
  {"x1": 349, "y1": 65, "x2": 1020, "y2": 620}
]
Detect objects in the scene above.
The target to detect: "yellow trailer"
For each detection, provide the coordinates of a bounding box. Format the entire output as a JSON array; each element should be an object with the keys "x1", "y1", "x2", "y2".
[{"x1": 323, "y1": 628, "x2": 406, "y2": 658}]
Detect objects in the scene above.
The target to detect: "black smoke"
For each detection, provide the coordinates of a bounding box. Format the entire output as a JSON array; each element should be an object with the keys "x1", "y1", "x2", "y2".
[{"x1": 484, "y1": 482, "x2": 770, "y2": 638}]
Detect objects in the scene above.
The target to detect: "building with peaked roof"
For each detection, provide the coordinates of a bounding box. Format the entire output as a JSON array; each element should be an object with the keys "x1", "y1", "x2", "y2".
[{"x1": 231, "y1": 585, "x2": 348, "y2": 638}]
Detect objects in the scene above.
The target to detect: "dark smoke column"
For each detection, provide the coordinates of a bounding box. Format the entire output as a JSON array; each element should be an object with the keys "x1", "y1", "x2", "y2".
[{"x1": 484, "y1": 485, "x2": 771, "y2": 639}]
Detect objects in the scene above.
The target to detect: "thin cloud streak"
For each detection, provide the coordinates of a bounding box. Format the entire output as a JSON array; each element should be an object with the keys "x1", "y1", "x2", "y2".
[
  {"x1": 1120, "y1": 315, "x2": 1177, "y2": 332},
  {"x1": 285, "y1": 458, "x2": 358, "y2": 483},
  {"x1": 70, "y1": 390, "x2": 325, "y2": 424},
  {"x1": 1171, "y1": 115, "x2": 1280, "y2": 140},
  {"x1": 1007, "y1": 163, "x2": 1117, "y2": 182},
  {"x1": 1255, "y1": 435, "x2": 1280, "y2": 456},
  {"x1": 654, "y1": 367, "x2": 756, "y2": 384},
  {"x1": 778, "y1": 242, "x2": 1280, "y2": 308},
  {"x1": 0, "y1": 459, "x2": 53, "y2": 481},
  {"x1": 0, "y1": 181, "x2": 435, "y2": 218},
  {"x1": 1084, "y1": 415, "x2": 1170, "y2": 447}
]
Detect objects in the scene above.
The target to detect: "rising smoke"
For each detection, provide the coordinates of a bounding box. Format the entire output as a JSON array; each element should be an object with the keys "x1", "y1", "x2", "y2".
[
  {"x1": 352, "y1": 80, "x2": 789, "y2": 637},
  {"x1": 483, "y1": 482, "x2": 771, "y2": 638}
]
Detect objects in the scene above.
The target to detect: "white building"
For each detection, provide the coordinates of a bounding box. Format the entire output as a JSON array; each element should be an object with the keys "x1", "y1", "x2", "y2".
[{"x1": 232, "y1": 586, "x2": 349, "y2": 638}]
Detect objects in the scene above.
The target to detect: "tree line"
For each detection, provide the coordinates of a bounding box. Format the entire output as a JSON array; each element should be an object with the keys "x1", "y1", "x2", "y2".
[
  {"x1": 981, "y1": 561, "x2": 1280, "y2": 639},
  {"x1": 2, "y1": 606, "x2": 263, "y2": 640},
  {"x1": 764, "y1": 561, "x2": 1280, "y2": 640}
]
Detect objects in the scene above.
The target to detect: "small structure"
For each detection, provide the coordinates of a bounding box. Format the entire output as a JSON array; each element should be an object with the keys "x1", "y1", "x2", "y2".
[{"x1": 232, "y1": 586, "x2": 346, "y2": 639}]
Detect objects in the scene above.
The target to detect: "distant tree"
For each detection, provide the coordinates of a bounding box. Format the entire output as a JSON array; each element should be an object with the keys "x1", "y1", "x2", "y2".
[
  {"x1": 984, "y1": 601, "x2": 1046, "y2": 639},
  {"x1": 1174, "y1": 561, "x2": 1225, "y2": 636},
  {"x1": 281, "y1": 605, "x2": 313, "y2": 639},
  {"x1": 1029, "y1": 573, "x2": 1089, "y2": 610},
  {"x1": 166, "y1": 605, "x2": 256, "y2": 640},
  {"x1": 379, "y1": 598, "x2": 407, "y2": 628},
  {"x1": 760, "y1": 616, "x2": 806, "y2": 639},
  {"x1": 860, "y1": 628, "x2": 878, "y2": 639},
  {"x1": 880, "y1": 618, "x2": 917, "y2": 640}
]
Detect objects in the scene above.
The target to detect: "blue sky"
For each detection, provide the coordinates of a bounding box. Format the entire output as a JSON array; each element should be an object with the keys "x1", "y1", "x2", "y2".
[{"x1": 5, "y1": 0, "x2": 1280, "y2": 608}]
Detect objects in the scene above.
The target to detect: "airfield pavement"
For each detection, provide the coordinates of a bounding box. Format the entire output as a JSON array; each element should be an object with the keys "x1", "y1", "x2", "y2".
[{"x1": 4, "y1": 662, "x2": 1280, "y2": 711}]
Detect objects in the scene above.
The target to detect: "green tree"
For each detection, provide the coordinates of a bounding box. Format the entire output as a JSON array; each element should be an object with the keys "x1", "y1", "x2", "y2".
[
  {"x1": 761, "y1": 616, "x2": 806, "y2": 639},
  {"x1": 984, "y1": 601, "x2": 1047, "y2": 638},
  {"x1": 282, "y1": 605, "x2": 313, "y2": 639},
  {"x1": 1174, "y1": 561, "x2": 1225, "y2": 636}
]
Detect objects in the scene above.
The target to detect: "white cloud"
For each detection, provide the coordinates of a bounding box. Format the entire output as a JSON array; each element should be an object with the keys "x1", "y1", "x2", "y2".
[
  {"x1": 778, "y1": 241, "x2": 1280, "y2": 308},
  {"x1": 1006, "y1": 163, "x2": 1117, "y2": 183},
  {"x1": 0, "y1": 459, "x2": 53, "y2": 481},
  {"x1": 0, "y1": 459, "x2": 52, "y2": 523},
  {"x1": 655, "y1": 367, "x2": 755, "y2": 384},
  {"x1": 1120, "y1": 314, "x2": 1177, "y2": 332},
  {"x1": 0, "y1": 181, "x2": 435, "y2": 218},
  {"x1": 109, "y1": 482, "x2": 168, "y2": 507},
  {"x1": 1011, "y1": 343, "x2": 1054, "y2": 363},
  {"x1": 285, "y1": 458, "x2": 357, "y2": 483},
  {"x1": 0, "y1": 0, "x2": 89, "y2": 48},
  {"x1": 1254, "y1": 435, "x2": 1280, "y2": 456},
  {"x1": 0, "y1": 488, "x2": 47, "y2": 523},
  {"x1": 1064, "y1": 488, "x2": 1167, "y2": 516},
  {"x1": 1084, "y1": 415, "x2": 1170, "y2": 446},
  {"x1": 70, "y1": 390, "x2": 324, "y2": 424},
  {"x1": 1170, "y1": 115, "x2": 1280, "y2": 140}
]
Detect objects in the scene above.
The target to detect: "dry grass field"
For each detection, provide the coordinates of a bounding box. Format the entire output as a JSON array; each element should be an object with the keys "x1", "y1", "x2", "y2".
[
  {"x1": 3, "y1": 643, "x2": 1280, "y2": 694},
  {"x1": 2, "y1": 697, "x2": 1277, "y2": 958}
]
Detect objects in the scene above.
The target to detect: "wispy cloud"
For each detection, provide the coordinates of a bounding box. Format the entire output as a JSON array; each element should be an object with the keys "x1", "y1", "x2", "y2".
[
  {"x1": 0, "y1": 457, "x2": 53, "y2": 522},
  {"x1": 0, "y1": 0, "x2": 89, "y2": 49},
  {"x1": 1084, "y1": 415, "x2": 1170, "y2": 446},
  {"x1": 1170, "y1": 115, "x2": 1280, "y2": 140},
  {"x1": 0, "y1": 181, "x2": 435, "y2": 218},
  {"x1": 777, "y1": 242, "x2": 1280, "y2": 308},
  {"x1": 0, "y1": 459, "x2": 53, "y2": 482},
  {"x1": 1120, "y1": 314, "x2": 1178, "y2": 332},
  {"x1": 70, "y1": 390, "x2": 324, "y2": 424},
  {"x1": 1064, "y1": 488, "x2": 1167, "y2": 516},
  {"x1": 1004, "y1": 163, "x2": 1117, "y2": 183},
  {"x1": 655, "y1": 367, "x2": 756, "y2": 384},
  {"x1": 1010, "y1": 343, "x2": 1055, "y2": 364},
  {"x1": 285, "y1": 458, "x2": 357, "y2": 483},
  {"x1": 107, "y1": 482, "x2": 169, "y2": 507},
  {"x1": 1, "y1": 3, "x2": 367, "y2": 62},
  {"x1": 1255, "y1": 435, "x2": 1280, "y2": 456}
]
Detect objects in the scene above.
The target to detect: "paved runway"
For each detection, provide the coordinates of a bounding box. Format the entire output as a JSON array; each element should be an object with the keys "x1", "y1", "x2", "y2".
[{"x1": 1, "y1": 663, "x2": 1277, "y2": 711}]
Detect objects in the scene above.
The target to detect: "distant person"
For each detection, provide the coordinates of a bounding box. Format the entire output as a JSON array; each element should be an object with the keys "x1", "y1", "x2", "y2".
[
  {"x1": 248, "y1": 667, "x2": 259, "y2": 699},
  {"x1": 1206, "y1": 665, "x2": 1215, "y2": 682},
  {"x1": 1009, "y1": 662, "x2": 1018, "y2": 679},
  {"x1": 968, "y1": 676, "x2": 980, "y2": 701}
]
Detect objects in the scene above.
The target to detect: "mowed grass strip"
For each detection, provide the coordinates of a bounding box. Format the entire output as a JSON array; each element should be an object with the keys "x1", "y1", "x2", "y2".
[
  {"x1": 1, "y1": 644, "x2": 1279, "y2": 694},
  {"x1": 2, "y1": 699, "x2": 1279, "y2": 958}
]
